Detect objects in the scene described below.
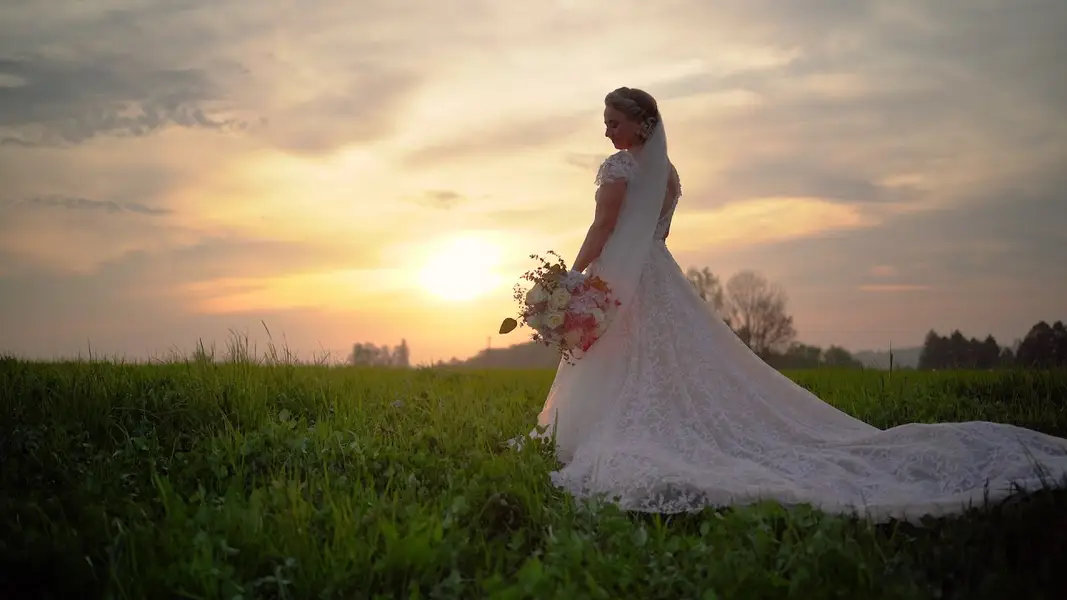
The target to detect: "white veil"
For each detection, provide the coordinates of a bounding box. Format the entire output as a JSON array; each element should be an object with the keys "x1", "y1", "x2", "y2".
[
  {"x1": 535, "y1": 119, "x2": 670, "y2": 459},
  {"x1": 590, "y1": 119, "x2": 671, "y2": 311}
]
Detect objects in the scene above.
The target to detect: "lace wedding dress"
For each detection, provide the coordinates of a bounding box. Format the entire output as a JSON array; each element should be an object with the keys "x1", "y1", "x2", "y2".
[{"x1": 525, "y1": 119, "x2": 1067, "y2": 523}]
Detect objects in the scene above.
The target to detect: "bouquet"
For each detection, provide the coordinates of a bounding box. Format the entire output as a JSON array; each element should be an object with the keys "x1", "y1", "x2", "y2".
[{"x1": 498, "y1": 251, "x2": 620, "y2": 364}]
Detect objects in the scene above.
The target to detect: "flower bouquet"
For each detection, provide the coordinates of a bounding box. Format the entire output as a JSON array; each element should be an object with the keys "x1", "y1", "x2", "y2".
[{"x1": 498, "y1": 251, "x2": 621, "y2": 364}]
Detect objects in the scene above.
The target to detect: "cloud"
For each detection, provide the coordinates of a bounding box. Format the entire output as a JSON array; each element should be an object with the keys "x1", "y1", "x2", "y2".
[
  {"x1": 668, "y1": 197, "x2": 878, "y2": 252},
  {"x1": 868, "y1": 265, "x2": 897, "y2": 278},
  {"x1": 686, "y1": 174, "x2": 1066, "y2": 292},
  {"x1": 662, "y1": 0, "x2": 1067, "y2": 214},
  {"x1": 564, "y1": 152, "x2": 609, "y2": 172},
  {"x1": 674, "y1": 166, "x2": 1067, "y2": 350},
  {"x1": 858, "y1": 284, "x2": 931, "y2": 293},
  {"x1": 0, "y1": 234, "x2": 397, "y2": 330},
  {"x1": 103, "y1": 237, "x2": 392, "y2": 287},
  {"x1": 0, "y1": 0, "x2": 1065, "y2": 364},
  {"x1": 414, "y1": 190, "x2": 466, "y2": 210},
  {"x1": 176, "y1": 269, "x2": 415, "y2": 314},
  {"x1": 0, "y1": 192, "x2": 191, "y2": 274},
  {"x1": 251, "y1": 65, "x2": 424, "y2": 155},
  {"x1": 0, "y1": 231, "x2": 492, "y2": 365},
  {"x1": 0, "y1": 1, "x2": 436, "y2": 154},
  {"x1": 401, "y1": 110, "x2": 595, "y2": 168},
  {"x1": 2, "y1": 194, "x2": 171, "y2": 215},
  {"x1": 715, "y1": 156, "x2": 924, "y2": 206},
  {"x1": 0, "y1": 55, "x2": 247, "y2": 147}
]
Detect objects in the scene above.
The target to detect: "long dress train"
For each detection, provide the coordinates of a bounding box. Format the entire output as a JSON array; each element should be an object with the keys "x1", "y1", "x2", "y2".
[{"x1": 530, "y1": 132, "x2": 1067, "y2": 524}]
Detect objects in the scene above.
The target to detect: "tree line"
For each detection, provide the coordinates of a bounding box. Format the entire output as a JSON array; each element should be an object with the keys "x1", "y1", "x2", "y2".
[
  {"x1": 687, "y1": 267, "x2": 1066, "y2": 370},
  {"x1": 919, "y1": 321, "x2": 1067, "y2": 370},
  {"x1": 685, "y1": 267, "x2": 863, "y2": 369},
  {"x1": 347, "y1": 266, "x2": 1064, "y2": 371},
  {"x1": 349, "y1": 339, "x2": 410, "y2": 367}
]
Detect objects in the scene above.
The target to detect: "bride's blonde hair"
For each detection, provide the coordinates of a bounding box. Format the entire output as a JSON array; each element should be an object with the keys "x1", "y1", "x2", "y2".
[{"x1": 604, "y1": 87, "x2": 661, "y2": 141}]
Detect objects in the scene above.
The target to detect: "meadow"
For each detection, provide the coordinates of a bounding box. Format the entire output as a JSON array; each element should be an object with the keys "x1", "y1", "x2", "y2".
[{"x1": 2, "y1": 352, "x2": 1066, "y2": 599}]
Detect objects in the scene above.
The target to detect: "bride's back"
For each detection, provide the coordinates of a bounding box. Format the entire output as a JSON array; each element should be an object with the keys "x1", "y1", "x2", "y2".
[{"x1": 656, "y1": 163, "x2": 681, "y2": 240}]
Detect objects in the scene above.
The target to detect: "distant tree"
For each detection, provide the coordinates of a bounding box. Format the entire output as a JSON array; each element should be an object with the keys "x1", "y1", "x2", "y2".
[
  {"x1": 999, "y1": 346, "x2": 1015, "y2": 367},
  {"x1": 763, "y1": 342, "x2": 863, "y2": 370},
  {"x1": 919, "y1": 329, "x2": 1011, "y2": 370},
  {"x1": 453, "y1": 341, "x2": 560, "y2": 369},
  {"x1": 948, "y1": 330, "x2": 968, "y2": 367},
  {"x1": 686, "y1": 267, "x2": 726, "y2": 315},
  {"x1": 978, "y1": 335, "x2": 1001, "y2": 369},
  {"x1": 823, "y1": 345, "x2": 864, "y2": 368},
  {"x1": 349, "y1": 340, "x2": 411, "y2": 367},
  {"x1": 788, "y1": 343, "x2": 824, "y2": 366},
  {"x1": 392, "y1": 339, "x2": 411, "y2": 367},
  {"x1": 723, "y1": 270, "x2": 796, "y2": 355},
  {"x1": 1015, "y1": 320, "x2": 1067, "y2": 368},
  {"x1": 919, "y1": 330, "x2": 948, "y2": 369}
]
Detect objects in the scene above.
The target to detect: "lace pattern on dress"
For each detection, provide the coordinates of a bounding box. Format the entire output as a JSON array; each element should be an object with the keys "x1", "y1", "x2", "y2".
[
  {"x1": 595, "y1": 151, "x2": 639, "y2": 186},
  {"x1": 515, "y1": 150, "x2": 1067, "y2": 524},
  {"x1": 541, "y1": 243, "x2": 1067, "y2": 522}
]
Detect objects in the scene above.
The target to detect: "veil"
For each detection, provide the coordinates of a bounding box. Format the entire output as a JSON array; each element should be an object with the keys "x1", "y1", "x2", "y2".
[
  {"x1": 535, "y1": 119, "x2": 671, "y2": 459},
  {"x1": 590, "y1": 119, "x2": 671, "y2": 312}
]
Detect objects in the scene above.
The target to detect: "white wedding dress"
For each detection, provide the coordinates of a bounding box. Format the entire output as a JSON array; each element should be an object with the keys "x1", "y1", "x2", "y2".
[{"x1": 525, "y1": 119, "x2": 1067, "y2": 523}]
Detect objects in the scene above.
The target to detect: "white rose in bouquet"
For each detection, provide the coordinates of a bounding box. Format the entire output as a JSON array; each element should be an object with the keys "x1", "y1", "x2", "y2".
[
  {"x1": 525, "y1": 312, "x2": 542, "y2": 329},
  {"x1": 525, "y1": 283, "x2": 549, "y2": 305},
  {"x1": 544, "y1": 310, "x2": 565, "y2": 329},
  {"x1": 549, "y1": 287, "x2": 571, "y2": 310}
]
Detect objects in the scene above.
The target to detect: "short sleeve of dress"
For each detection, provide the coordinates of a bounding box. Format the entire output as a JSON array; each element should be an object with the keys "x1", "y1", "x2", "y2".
[{"x1": 594, "y1": 151, "x2": 639, "y2": 186}]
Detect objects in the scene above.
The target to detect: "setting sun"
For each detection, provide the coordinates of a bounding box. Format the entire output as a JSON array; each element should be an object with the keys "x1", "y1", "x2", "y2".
[{"x1": 418, "y1": 234, "x2": 508, "y2": 302}]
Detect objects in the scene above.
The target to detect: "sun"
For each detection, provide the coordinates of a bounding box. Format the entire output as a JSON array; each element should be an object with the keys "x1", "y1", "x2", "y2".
[{"x1": 418, "y1": 234, "x2": 507, "y2": 302}]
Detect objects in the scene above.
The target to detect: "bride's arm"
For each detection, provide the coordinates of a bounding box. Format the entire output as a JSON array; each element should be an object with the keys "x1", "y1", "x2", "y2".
[{"x1": 572, "y1": 179, "x2": 626, "y2": 273}]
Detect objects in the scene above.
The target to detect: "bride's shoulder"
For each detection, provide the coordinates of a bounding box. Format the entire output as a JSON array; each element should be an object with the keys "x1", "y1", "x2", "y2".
[
  {"x1": 595, "y1": 150, "x2": 638, "y2": 186},
  {"x1": 601, "y1": 150, "x2": 637, "y2": 168}
]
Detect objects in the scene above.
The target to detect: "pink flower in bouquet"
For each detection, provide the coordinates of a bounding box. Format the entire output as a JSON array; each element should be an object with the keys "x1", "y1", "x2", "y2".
[{"x1": 498, "y1": 251, "x2": 621, "y2": 364}]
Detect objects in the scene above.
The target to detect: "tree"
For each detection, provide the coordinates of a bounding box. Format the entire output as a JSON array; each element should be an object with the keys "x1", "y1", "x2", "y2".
[
  {"x1": 768, "y1": 342, "x2": 822, "y2": 369},
  {"x1": 999, "y1": 346, "x2": 1015, "y2": 367},
  {"x1": 723, "y1": 270, "x2": 796, "y2": 355},
  {"x1": 978, "y1": 335, "x2": 1001, "y2": 369},
  {"x1": 788, "y1": 343, "x2": 824, "y2": 365},
  {"x1": 686, "y1": 267, "x2": 726, "y2": 314},
  {"x1": 761, "y1": 342, "x2": 863, "y2": 370},
  {"x1": 918, "y1": 329, "x2": 947, "y2": 369},
  {"x1": 349, "y1": 340, "x2": 411, "y2": 367},
  {"x1": 1015, "y1": 320, "x2": 1067, "y2": 368},
  {"x1": 392, "y1": 339, "x2": 411, "y2": 367},
  {"x1": 918, "y1": 329, "x2": 1009, "y2": 370},
  {"x1": 822, "y1": 345, "x2": 863, "y2": 368}
]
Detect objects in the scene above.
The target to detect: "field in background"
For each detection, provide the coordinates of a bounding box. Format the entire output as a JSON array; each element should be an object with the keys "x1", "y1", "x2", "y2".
[{"x1": 2, "y1": 358, "x2": 1066, "y2": 599}]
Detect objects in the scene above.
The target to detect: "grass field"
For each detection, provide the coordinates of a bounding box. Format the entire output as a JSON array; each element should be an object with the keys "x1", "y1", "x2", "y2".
[{"x1": 2, "y1": 356, "x2": 1066, "y2": 599}]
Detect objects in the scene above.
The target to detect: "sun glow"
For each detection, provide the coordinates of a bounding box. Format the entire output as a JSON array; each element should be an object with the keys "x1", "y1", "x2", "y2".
[{"x1": 418, "y1": 234, "x2": 508, "y2": 302}]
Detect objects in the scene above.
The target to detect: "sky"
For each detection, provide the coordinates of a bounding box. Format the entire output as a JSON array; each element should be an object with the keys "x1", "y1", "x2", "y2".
[{"x1": 1, "y1": 0, "x2": 1065, "y2": 365}]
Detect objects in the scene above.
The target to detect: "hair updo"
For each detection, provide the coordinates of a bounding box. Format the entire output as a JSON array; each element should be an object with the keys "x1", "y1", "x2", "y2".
[{"x1": 604, "y1": 87, "x2": 661, "y2": 141}]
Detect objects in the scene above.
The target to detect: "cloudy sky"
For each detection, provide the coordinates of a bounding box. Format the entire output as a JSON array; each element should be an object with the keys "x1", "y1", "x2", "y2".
[{"x1": 1, "y1": 0, "x2": 1064, "y2": 365}]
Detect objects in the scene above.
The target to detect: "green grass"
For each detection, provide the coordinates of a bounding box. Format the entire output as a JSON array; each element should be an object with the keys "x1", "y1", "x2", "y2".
[{"x1": 2, "y1": 357, "x2": 1066, "y2": 599}]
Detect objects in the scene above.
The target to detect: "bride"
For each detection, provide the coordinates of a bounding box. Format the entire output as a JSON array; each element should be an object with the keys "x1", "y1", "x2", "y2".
[{"x1": 526, "y1": 86, "x2": 1067, "y2": 523}]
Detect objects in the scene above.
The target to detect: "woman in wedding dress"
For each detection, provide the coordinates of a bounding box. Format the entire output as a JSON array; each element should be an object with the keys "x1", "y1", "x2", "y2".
[{"x1": 529, "y1": 86, "x2": 1067, "y2": 523}]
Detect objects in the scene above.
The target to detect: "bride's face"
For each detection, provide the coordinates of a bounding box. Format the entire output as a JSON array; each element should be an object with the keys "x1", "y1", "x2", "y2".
[{"x1": 604, "y1": 106, "x2": 641, "y2": 150}]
